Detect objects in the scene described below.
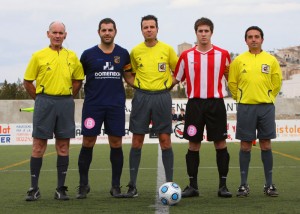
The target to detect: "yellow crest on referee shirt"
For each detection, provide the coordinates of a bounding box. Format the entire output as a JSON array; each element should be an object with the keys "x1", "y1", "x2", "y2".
[{"x1": 158, "y1": 62, "x2": 166, "y2": 72}]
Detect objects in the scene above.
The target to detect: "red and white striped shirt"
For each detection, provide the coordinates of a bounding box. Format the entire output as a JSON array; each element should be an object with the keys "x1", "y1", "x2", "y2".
[{"x1": 174, "y1": 45, "x2": 230, "y2": 99}]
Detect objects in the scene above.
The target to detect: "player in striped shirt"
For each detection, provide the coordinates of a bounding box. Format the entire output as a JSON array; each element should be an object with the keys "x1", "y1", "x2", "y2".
[{"x1": 173, "y1": 17, "x2": 232, "y2": 198}]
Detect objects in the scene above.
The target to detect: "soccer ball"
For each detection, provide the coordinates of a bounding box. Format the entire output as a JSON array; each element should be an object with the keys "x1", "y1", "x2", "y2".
[{"x1": 158, "y1": 182, "x2": 182, "y2": 206}]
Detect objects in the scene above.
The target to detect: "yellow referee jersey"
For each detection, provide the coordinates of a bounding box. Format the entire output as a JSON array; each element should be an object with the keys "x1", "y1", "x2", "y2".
[
  {"x1": 228, "y1": 51, "x2": 282, "y2": 104},
  {"x1": 130, "y1": 41, "x2": 178, "y2": 91},
  {"x1": 24, "y1": 47, "x2": 84, "y2": 96}
]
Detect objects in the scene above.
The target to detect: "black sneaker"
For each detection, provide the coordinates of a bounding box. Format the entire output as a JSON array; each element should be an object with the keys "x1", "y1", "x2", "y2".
[
  {"x1": 25, "y1": 187, "x2": 41, "y2": 201},
  {"x1": 76, "y1": 185, "x2": 90, "y2": 199},
  {"x1": 110, "y1": 186, "x2": 124, "y2": 198},
  {"x1": 181, "y1": 185, "x2": 199, "y2": 198},
  {"x1": 218, "y1": 186, "x2": 232, "y2": 198},
  {"x1": 124, "y1": 184, "x2": 138, "y2": 198},
  {"x1": 236, "y1": 184, "x2": 250, "y2": 197},
  {"x1": 264, "y1": 184, "x2": 279, "y2": 197},
  {"x1": 54, "y1": 186, "x2": 69, "y2": 200}
]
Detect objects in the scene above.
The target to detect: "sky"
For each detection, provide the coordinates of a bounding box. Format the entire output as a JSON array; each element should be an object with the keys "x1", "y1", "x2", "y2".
[{"x1": 1, "y1": 0, "x2": 300, "y2": 83}]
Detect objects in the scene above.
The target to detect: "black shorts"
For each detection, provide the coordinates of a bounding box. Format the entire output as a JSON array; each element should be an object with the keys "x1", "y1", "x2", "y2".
[{"x1": 183, "y1": 98, "x2": 228, "y2": 142}]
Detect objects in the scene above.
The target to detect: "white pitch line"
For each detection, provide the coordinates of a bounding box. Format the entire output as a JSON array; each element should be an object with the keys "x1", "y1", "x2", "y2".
[{"x1": 155, "y1": 145, "x2": 169, "y2": 214}]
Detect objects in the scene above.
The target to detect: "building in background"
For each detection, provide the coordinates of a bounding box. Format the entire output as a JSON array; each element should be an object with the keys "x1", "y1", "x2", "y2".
[
  {"x1": 274, "y1": 46, "x2": 300, "y2": 98},
  {"x1": 178, "y1": 42, "x2": 193, "y2": 56}
]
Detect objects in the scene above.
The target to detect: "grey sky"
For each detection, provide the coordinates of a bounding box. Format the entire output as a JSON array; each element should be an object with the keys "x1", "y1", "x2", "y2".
[{"x1": 1, "y1": 0, "x2": 300, "y2": 83}]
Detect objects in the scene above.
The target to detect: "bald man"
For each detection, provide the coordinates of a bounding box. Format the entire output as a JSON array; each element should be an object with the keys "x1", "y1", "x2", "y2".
[{"x1": 23, "y1": 21, "x2": 84, "y2": 201}]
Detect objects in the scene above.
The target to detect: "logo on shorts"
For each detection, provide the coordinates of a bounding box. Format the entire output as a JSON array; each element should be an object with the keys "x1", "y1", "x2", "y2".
[
  {"x1": 187, "y1": 125, "x2": 197, "y2": 136},
  {"x1": 84, "y1": 117, "x2": 95, "y2": 129}
]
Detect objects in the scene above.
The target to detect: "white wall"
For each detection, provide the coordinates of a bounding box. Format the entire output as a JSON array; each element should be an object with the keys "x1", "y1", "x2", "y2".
[{"x1": 1, "y1": 98, "x2": 300, "y2": 123}]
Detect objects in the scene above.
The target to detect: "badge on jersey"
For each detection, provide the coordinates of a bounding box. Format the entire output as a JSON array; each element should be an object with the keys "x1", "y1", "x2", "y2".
[
  {"x1": 114, "y1": 56, "x2": 120, "y2": 64},
  {"x1": 261, "y1": 64, "x2": 270, "y2": 74},
  {"x1": 158, "y1": 62, "x2": 166, "y2": 72}
]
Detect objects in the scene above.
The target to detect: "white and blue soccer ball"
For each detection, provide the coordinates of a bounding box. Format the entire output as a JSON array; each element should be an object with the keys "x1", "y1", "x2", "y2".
[{"x1": 158, "y1": 182, "x2": 182, "y2": 206}]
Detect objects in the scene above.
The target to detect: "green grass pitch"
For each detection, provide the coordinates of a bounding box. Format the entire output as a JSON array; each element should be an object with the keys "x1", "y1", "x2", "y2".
[{"x1": 0, "y1": 142, "x2": 299, "y2": 214}]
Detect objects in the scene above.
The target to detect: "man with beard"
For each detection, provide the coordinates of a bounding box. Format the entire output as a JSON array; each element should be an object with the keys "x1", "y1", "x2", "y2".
[{"x1": 76, "y1": 18, "x2": 134, "y2": 199}]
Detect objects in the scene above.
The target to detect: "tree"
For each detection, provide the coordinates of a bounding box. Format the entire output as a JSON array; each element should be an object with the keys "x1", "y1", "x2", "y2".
[
  {"x1": 170, "y1": 83, "x2": 187, "y2": 98},
  {"x1": 0, "y1": 79, "x2": 31, "y2": 99},
  {"x1": 230, "y1": 52, "x2": 239, "y2": 60}
]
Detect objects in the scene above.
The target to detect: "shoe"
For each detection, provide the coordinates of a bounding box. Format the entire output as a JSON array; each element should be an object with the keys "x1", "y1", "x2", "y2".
[
  {"x1": 110, "y1": 186, "x2": 124, "y2": 198},
  {"x1": 76, "y1": 185, "x2": 90, "y2": 199},
  {"x1": 54, "y1": 186, "x2": 69, "y2": 200},
  {"x1": 25, "y1": 187, "x2": 41, "y2": 201},
  {"x1": 236, "y1": 184, "x2": 250, "y2": 197},
  {"x1": 181, "y1": 185, "x2": 199, "y2": 198},
  {"x1": 124, "y1": 184, "x2": 138, "y2": 198},
  {"x1": 218, "y1": 186, "x2": 232, "y2": 198},
  {"x1": 264, "y1": 184, "x2": 279, "y2": 197}
]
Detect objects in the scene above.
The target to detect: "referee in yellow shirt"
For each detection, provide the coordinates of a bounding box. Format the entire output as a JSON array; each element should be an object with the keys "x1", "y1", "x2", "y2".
[
  {"x1": 124, "y1": 15, "x2": 178, "y2": 198},
  {"x1": 228, "y1": 26, "x2": 282, "y2": 197},
  {"x1": 23, "y1": 21, "x2": 84, "y2": 201}
]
